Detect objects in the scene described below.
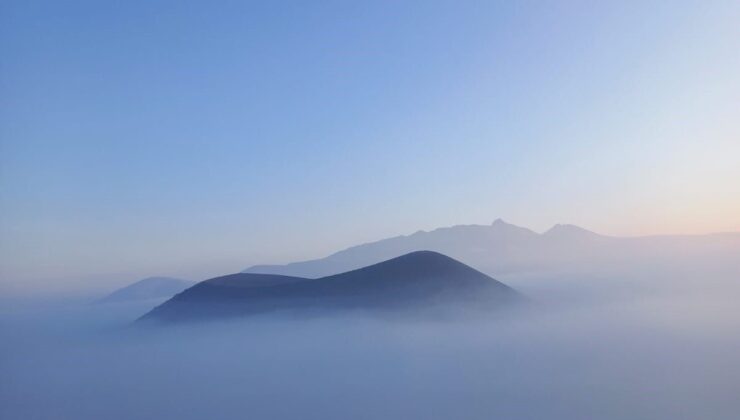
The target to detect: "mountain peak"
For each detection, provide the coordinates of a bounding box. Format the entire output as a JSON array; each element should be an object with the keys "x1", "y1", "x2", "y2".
[
  {"x1": 543, "y1": 223, "x2": 599, "y2": 237},
  {"x1": 329, "y1": 250, "x2": 469, "y2": 280},
  {"x1": 489, "y1": 218, "x2": 539, "y2": 237},
  {"x1": 381, "y1": 250, "x2": 453, "y2": 263}
]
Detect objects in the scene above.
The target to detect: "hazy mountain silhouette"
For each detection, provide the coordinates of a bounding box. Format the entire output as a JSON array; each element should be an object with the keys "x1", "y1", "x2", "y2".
[
  {"x1": 140, "y1": 251, "x2": 522, "y2": 323},
  {"x1": 243, "y1": 219, "x2": 740, "y2": 279},
  {"x1": 98, "y1": 277, "x2": 195, "y2": 304},
  {"x1": 543, "y1": 223, "x2": 603, "y2": 239}
]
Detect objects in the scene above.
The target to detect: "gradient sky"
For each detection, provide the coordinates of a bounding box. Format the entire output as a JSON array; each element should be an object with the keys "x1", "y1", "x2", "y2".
[{"x1": 2, "y1": 0, "x2": 739, "y2": 295}]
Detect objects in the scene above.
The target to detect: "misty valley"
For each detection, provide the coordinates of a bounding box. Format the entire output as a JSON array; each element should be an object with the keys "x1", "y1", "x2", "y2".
[{"x1": 2, "y1": 222, "x2": 739, "y2": 420}]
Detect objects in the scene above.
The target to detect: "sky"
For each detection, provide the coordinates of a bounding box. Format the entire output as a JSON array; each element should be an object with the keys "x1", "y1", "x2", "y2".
[{"x1": 1, "y1": 0, "x2": 739, "y2": 295}]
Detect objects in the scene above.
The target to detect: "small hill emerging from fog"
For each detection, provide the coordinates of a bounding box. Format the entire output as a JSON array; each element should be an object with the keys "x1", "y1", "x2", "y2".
[
  {"x1": 140, "y1": 251, "x2": 522, "y2": 323},
  {"x1": 98, "y1": 277, "x2": 195, "y2": 304}
]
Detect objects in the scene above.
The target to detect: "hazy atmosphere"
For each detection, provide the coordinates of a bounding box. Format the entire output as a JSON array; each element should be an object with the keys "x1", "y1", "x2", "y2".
[
  {"x1": 1, "y1": 1, "x2": 739, "y2": 419},
  {"x1": 2, "y1": 0, "x2": 739, "y2": 296}
]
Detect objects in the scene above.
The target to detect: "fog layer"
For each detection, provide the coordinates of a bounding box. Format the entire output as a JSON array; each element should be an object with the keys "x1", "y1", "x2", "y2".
[{"x1": 2, "y1": 270, "x2": 739, "y2": 420}]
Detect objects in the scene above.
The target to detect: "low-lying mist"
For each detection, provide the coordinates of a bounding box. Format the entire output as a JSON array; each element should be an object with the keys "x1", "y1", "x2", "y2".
[{"x1": 2, "y1": 272, "x2": 739, "y2": 420}]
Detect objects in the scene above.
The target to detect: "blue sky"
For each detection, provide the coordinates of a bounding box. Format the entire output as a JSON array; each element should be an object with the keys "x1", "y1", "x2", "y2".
[{"x1": 1, "y1": 0, "x2": 739, "y2": 294}]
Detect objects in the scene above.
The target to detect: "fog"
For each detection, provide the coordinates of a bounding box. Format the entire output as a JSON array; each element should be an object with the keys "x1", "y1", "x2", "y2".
[{"x1": 2, "y1": 267, "x2": 740, "y2": 420}]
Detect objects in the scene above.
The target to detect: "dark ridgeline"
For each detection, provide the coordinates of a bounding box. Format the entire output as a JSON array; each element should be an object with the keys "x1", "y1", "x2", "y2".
[
  {"x1": 139, "y1": 251, "x2": 523, "y2": 324},
  {"x1": 97, "y1": 277, "x2": 195, "y2": 304}
]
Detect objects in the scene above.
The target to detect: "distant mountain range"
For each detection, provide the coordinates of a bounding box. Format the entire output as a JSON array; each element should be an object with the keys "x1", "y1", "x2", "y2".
[
  {"x1": 140, "y1": 251, "x2": 522, "y2": 323},
  {"x1": 243, "y1": 219, "x2": 740, "y2": 279},
  {"x1": 98, "y1": 277, "x2": 195, "y2": 304},
  {"x1": 131, "y1": 220, "x2": 739, "y2": 323}
]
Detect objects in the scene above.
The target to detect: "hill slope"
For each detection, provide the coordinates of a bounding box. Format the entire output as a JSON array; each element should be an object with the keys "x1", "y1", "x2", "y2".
[
  {"x1": 140, "y1": 251, "x2": 522, "y2": 323},
  {"x1": 98, "y1": 277, "x2": 195, "y2": 304}
]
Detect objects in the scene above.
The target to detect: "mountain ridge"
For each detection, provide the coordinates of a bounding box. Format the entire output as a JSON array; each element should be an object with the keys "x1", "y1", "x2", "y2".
[
  {"x1": 243, "y1": 220, "x2": 599, "y2": 278},
  {"x1": 242, "y1": 220, "x2": 740, "y2": 279}
]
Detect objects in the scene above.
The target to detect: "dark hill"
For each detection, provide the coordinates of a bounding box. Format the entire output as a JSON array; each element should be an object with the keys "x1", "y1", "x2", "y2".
[{"x1": 140, "y1": 251, "x2": 523, "y2": 323}]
